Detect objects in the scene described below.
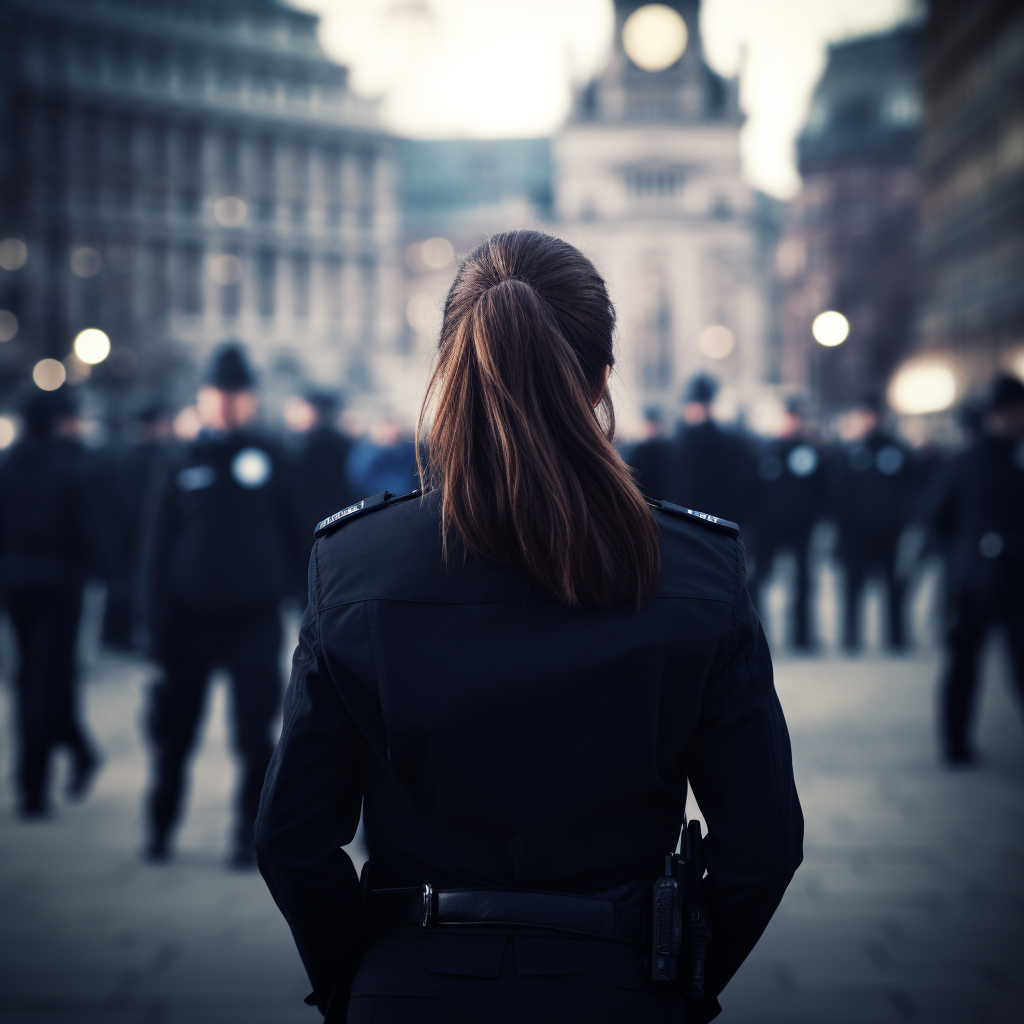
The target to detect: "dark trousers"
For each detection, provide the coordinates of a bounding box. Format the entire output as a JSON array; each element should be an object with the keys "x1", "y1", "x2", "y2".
[
  {"x1": 748, "y1": 536, "x2": 813, "y2": 649},
  {"x1": 7, "y1": 586, "x2": 91, "y2": 812},
  {"x1": 146, "y1": 606, "x2": 282, "y2": 852},
  {"x1": 841, "y1": 543, "x2": 906, "y2": 651},
  {"x1": 941, "y1": 599, "x2": 1024, "y2": 758}
]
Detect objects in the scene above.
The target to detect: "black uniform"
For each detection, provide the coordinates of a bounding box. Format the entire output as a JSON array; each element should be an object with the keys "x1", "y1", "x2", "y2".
[
  {"x1": 256, "y1": 489, "x2": 803, "y2": 1022},
  {"x1": 747, "y1": 437, "x2": 828, "y2": 649},
  {"x1": 625, "y1": 437, "x2": 669, "y2": 499},
  {"x1": 832, "y1": 429, "x2": 920, "y2": 651},
  {"x1": 292, "y1": 423, "x2": 357, "y2": 558},
  {"x1": 664, "y1": 421, "x2": 755, "y2": 530},
  {"x1": 139, "y1": 427, "x2": 303, "y2": 859},
  {"x1": 0, "y1": 435, "x2": 112, "y2": 815},
  {"x1": 919, "y1": 433, "x2": 1024, "y2": 761}
]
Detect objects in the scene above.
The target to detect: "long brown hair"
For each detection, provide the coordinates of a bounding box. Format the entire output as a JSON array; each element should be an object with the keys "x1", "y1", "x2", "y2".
[{"x1": 417, "y1": 230, "x2": 660, "y2": 608}]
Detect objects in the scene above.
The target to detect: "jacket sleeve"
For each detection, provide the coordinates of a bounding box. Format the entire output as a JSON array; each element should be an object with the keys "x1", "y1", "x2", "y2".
[
  {"x1": 254, "y1": 553, "x2": 365, "y2": 1016},
  {"x1": 685, "y1": 579, "x2": 803, "y2": 1018}
]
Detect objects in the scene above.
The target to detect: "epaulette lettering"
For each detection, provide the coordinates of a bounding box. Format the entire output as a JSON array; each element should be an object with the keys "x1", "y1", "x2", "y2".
[
  {"x1": 648, "y1": 498, "x2": 740, "y2": 538},
  {"x1": 314, "y1": 488, "x2": 422, "y2": 538}
]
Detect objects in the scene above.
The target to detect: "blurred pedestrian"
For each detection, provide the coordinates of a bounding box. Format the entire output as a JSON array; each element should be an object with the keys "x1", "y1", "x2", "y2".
[
  {"x1": 138, "y1": 343, "x2": 304, "y2": 866},
  {"x1": 832, "y1": 397, "x2": 921, "y2": 652},
  {"x1": 255, "y1": 231, "x2": 801, "y2": 1022},
  {"x1": 346, "y1": 416, "x2": 417, "y2": 498},
  {"x1": 624, "y1": 406, "x2": 668, "y2": 498},
  {"x1": 0, "y1": 389, "x2": 112, "y2": 818},
  {"x1": 290, "y1": 389, "x2": 357, "y2": 559},
  {"x1": 747, "y1": 398, "x2": 828, "y2": 650},
  {"x1": 664, "y1": 374, "x2": 756, "y2": 529},
  {"x1": 918, "y1": 375, "x2": 1024, "y2": 765},
  {"x1": 100, "y1": 401, "x2": 173, "y2": 651}
]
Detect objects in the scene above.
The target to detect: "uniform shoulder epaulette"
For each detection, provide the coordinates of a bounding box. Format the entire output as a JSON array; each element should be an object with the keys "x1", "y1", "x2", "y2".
[
  {"x1": 647, "y1": 498, "x2": 740, "y2": 538},
  {"x1": 314, "y1": 488, "x2": 422, "y2": 538}
]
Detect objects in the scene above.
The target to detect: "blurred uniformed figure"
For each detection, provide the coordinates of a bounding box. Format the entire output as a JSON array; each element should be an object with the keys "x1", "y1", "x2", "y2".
[
  {"x1": 101, "y1": 401, "x2": 173, "y2": 650},
  {"x1": 347, "y1": 416, "x2": 418, "y2": 499},
  {"x1": 0, "y1": 389, "x2": 111, "y2": 817},
  {"x1": 291, "y1": 389, "x2": 357, "y2": 561},
  {"x1": 747, "y1": 399, "x2": 828, "y2": 650},
  {"x1": 832, "y1": 398, "x2": 920, "y2": 652},
  {"x1": 918, "y1": 375, "x2": 1024, "y2": 765},
  {"x1": 139, "y1": 343, "x2": 303, "y2": 865},
  {"x1": 665, "y1": 375, "x2": 755, "y2": 530},
  {"x1": 624, "y1": 406, "x2": 668, "y2": 498},
  {"x1": 256, "y1": 232, "x2": 801, "y2": 1023}
]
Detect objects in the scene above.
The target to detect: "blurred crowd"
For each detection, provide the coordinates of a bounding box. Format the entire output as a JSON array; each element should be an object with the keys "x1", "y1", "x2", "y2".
[{"x1": 0, "y1": 342, "x2": 1022, "y2": 862}]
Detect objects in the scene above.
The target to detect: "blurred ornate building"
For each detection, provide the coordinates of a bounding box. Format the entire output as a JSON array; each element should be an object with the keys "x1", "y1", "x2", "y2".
[
  {"x1": 553, "y1": 0, "x2": 766, "y2": 431},
  {"x1": 0, "y1": 0, "x2": 400, "y2": 406},
  {"x1": 777, "y1": 26, "x2": 923, "y2": 410},
  {"x1": 914, "y1": 0, "x2": 1024, "y2": 392}
]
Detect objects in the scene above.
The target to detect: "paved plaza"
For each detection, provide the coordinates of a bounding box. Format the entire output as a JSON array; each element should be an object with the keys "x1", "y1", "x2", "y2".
[{"x1": 1, "y1": 582, "x2": 1022, "y2": 1023}]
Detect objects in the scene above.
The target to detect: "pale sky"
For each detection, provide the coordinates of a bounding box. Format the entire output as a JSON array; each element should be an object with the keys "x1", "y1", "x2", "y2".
[{"x1": 290, "y1": 0, "x2": 923, "y2": 198}]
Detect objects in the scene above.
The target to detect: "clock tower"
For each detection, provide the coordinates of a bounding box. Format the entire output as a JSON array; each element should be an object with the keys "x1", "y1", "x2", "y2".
[{"x1": 553, "y1": 1, "x2": 765, "y2": 431}]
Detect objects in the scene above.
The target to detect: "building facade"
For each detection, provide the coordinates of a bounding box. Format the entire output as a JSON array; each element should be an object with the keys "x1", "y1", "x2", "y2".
[
  {"x1": 777, "y1": 27, "x2": 923, "y2": 410},
  {"x1": 0, "y1": 0, "x2": 401, "y2": 409},
  {"x1": 553, "y1": 0, "x2": 765, "y2": 432},
  {"x1": 914, "y1": 0, "x2": 1024, "y2": 393}
]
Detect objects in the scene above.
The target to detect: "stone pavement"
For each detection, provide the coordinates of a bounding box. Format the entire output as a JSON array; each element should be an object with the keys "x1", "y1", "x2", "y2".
[{"x1": 1, "y1": 588, "x2": 1022, "y2": 1023}]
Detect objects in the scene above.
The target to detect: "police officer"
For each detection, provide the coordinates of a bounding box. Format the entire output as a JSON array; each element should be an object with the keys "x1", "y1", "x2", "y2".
[
  {"x1": 139, "y1": 343, "x2": 303, "y2": 865},
  {"x1": 290, "y1": 389, "x2": 357, "y2": 563},
  {"x1": 0, "y1": 388, "x2": 111, "y2": 817},
  {"x1": 747, "y1": 399, "x2": 828, "y2": 650},
  {"x1": 256, "y1": 231, "x2": 801, "y2": 1022},
  {"x1": 664, "y1": 374, "x2": 755, "y2": 530},
  {"x1": 832, "y1": 397, "x2": 921, "y2": 652},
  {"x1": 918, "y1": 375, "x2": 1024, "y2": 765},
  {"x1": 624, "y1": 406, "x2": 669, "y2": 498}
]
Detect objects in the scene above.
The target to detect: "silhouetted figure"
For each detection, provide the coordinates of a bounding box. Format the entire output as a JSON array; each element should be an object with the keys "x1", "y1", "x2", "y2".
[
  {"x1": 138, "y1": 344, "x2": 303, "y2": 866},
  {"x1": 347, "y1": 417, "x2": 418, "y2": 498},
  {"x1": 919, "y1": 375, "x2": 1024, "y2": 765},
  {"x1": 292, "y1": 389, "x2": 357, "y2": 550},
  {"x1": 0, "y1": 389, "x2": 110, "y2": 817},
  {"x1": 665, "y1": 375, "x2": 755, "y2": 528},
  {"x1": 101, "y1": 402, "x2": 173, "y2": 651},
  {"x1": 832, "y1": 398, "x2": 920, "y2": 652},
  {"x1": 625, "y1": 406, "x2": 668, "y2": 498},
  {"x1": 747, "y1": 400, "x2": 828, "y2": 650}
]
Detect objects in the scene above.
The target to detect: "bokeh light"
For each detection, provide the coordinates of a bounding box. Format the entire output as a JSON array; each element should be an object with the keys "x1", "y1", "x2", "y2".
[
  {"x1": 812, "y1": 310, "x2": 849, "y2": 347},
  {"x1": 888, "y1": 362, "x2": 956, "y2": 415},
  {"x1": 214, "y1": 196, "x2": 247, "y2": 227},
  {"x1": 32, "y1": 358, "x2": 66, "y2": 391},
  {"x1": 622, "y1": 4, "x2": 688, "y2": 72},
  {"x1": 0, "y1": 414, "x2": 17, "y2": 449},
  {"x1": 73, "y1": 328, "x2": 111, "y2": 364},
  {"x1": 419, "y1": 237, "x2": 455, "y2": 270},
  {"x1": 407, "y1": 292, "x2": 441, "y2": 336},
  {"x1": 0, "y1": 309, "x2": 18, "y2": 342},
  {"x1": 70, "y1": 247, "x2": 102, "y2": 278},
  {"x1": 0, "y1": 238, "x2": 28, "y2": 271},
  {"x1": 698, "y1": 324, "x2": 735, "y2": 360}
]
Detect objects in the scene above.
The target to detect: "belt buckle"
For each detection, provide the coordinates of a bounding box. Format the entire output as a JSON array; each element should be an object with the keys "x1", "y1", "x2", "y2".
[{"x1": 422, "y1": 883, "x2": 434, "y2": 927}]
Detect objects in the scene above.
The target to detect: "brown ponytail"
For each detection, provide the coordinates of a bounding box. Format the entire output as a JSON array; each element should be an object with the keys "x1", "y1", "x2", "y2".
[{"x1": 417, "y1": 230, "x2": 660, "y2": 608}]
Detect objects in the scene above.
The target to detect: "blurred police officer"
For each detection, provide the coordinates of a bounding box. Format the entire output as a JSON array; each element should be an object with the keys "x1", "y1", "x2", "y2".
[
  {"x1": 919, "y1": 375, "x2": 1024, "y2": 765},
  {"x1": 747, "y1": 399, "x2": 828, "y2": 650},
  {"x1": 664, "y1": 374, "x2": 755, "y2": 529},
  {"x1": 624, "y1": 406, "x2": 668, "y2": 498},
  {"x1": 0, "y1": 389, "x2": 110, "y2": 818},
  {"x1": 832, "y1": 397, "x2": 921, "y2": 652},
  {"x1": 139, "y1": 343, "x2": 303, "y2": 865},
  {"x1": 101, "y1": 401, "x2": 173, "y2": 650},
  {"x1": 291, "y1": 389, "x2": 357, "y2": 559}
]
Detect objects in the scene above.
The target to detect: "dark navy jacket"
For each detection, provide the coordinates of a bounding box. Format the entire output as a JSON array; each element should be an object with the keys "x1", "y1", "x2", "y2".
[{"x1": 255, "y1": 490, "x2": 802, "y2": 1020}]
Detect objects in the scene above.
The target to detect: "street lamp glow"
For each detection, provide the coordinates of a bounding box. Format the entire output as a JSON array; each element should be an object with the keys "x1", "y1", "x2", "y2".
[
  {"x1": 888, "y1": 363, "x2": 956, "y2": 415},
  {"x1": 622, "y1": 4, "x2": 688, "y2": 72},
  {"x1": 33, "y1": 358, "x2": 66, "y2": 391},
  {"x1": 74, "y1": 328, "x2": 111, "y2": 365},
  {"x1": 812, "y1": 310, "x2": 849, "y2": 347}
]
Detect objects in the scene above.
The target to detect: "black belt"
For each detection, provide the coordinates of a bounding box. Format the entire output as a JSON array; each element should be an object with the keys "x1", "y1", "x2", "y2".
[{"x1": 369, "y1": 884, "x2": 646, "y2": 947}]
